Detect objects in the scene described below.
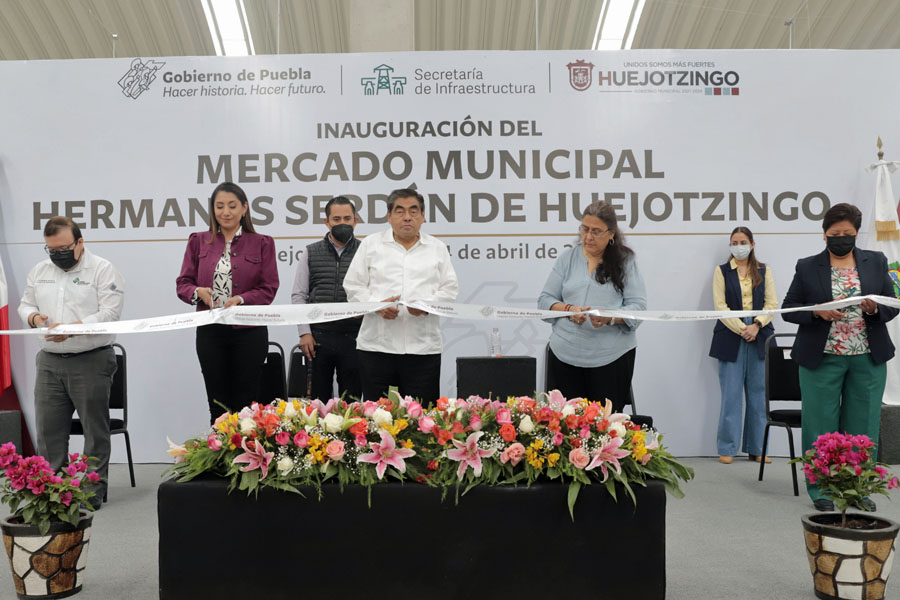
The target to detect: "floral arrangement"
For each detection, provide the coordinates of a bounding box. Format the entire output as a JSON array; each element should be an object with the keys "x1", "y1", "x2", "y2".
[
  {"x1": 166, "y1": 390, "x2": 693, "y2": 516},
  {"x1": 0, "y1": 443, "x2": 99, "y2": 535},
  {"x1": 791, "y1": 432, "x2": 899, "y2": 526}
]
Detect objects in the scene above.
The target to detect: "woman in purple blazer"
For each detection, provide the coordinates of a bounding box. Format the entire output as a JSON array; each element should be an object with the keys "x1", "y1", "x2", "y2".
[{"x1": 176, "y1": 182, "x2": 279, "y2": 422}]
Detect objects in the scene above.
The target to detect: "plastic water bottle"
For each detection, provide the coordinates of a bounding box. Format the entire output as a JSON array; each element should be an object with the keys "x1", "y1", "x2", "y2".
[{"x1": 490, "y1": 328, "x2": 502, "y2": 357}]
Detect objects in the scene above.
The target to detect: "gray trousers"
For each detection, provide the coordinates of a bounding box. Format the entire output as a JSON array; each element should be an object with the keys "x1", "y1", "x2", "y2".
[{"x1": 35, "y1": 347, "x2": 116, "y2": 501}]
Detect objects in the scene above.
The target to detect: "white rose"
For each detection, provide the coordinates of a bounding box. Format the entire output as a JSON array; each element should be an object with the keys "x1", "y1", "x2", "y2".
[
  {"x1": 323, "y1": 413, "x2": 344, "y2": 434},
  {"x1": 518, "y1": 415, "x2": 535, "y2": 434},
  {"x1": 372, "y1": 408, "x2": 393, "y2": 428},
  {"x1": 609, "y1": 422, "x2": 627, "y2": 438},
  {"x1": 239, "y1": 418, "x2": 257, "y2": 435},
  {"x1": 283, "y1": 402, "x2": 298, "y2": 418},
  {"x1": 277, "y1": 456, "x2": 294, "y2": 474},
  {"x1": 446, "y1": 398, "x2": 458, "y2": 411},
  {"x1": 561, "y1": 405, "x2": 576, "y2": 417}
]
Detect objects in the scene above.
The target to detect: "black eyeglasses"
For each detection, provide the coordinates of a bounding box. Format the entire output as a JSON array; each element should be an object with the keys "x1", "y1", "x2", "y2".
[{"x1": 43, "y1": 241, "x2": 78, "y2": 256}]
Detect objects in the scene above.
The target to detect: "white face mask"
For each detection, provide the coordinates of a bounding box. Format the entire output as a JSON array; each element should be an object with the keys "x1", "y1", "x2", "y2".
[{"x1": 730, "y1": 245, "x2": 752, "y2": 260}]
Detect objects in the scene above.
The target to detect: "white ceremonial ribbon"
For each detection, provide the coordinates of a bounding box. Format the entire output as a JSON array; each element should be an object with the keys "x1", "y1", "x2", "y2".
[{"x1": 2, "y1": 295, "x2": 898, "y2": 336}]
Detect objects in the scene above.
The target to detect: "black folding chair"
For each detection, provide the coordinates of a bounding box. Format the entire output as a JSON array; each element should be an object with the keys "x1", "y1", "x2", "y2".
[
  {"x1": 287, "y1": 344, "x2": 310, "y2": 399},
  {"x1": 71, "y1": 342, "x2": 134, "y2": 500},
  {"x1": 758, "y1": 333, "x2": 802, "y2": 496},
  {"x1": 257, "y1": 342, "x2": 287, "y2": 404}
]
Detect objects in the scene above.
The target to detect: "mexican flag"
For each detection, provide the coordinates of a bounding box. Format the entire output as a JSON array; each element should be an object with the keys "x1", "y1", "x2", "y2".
[
  {"x1": 866, "y1": 159, "x2": 900, "y2": 405},
  {"x1": 0, "y1": 256, "x2": 10, "y2": 391}
]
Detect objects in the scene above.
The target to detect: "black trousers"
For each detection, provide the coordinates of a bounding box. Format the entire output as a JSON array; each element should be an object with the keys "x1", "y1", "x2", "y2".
[
  {"x1": 546, "y1": 347, "x2": 636, "y2": 412},
  {"x1": 357, "y1": 350, "x2": 441, "y2": 403},
  {"x1": 309, "y1": 328, "x2": 362, "y2": 402},
  {"x1": 196, "y1": 324, "x2": 268, "y2": 422}
]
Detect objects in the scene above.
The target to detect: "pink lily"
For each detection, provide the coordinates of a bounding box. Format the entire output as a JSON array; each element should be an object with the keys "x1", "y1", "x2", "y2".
[
  {"x1": 357, "y1": 431, "x2": 415, "y2": 479},
  {"x1": 598, "y1": 399, "x2": 614, "y2": 420},
  {"x1": 545, "y1": 389, "x2": 583, "y2": 411},
  {"x1": 546, "y1": 389, "x2": 566, "y2": 410},
  {"x1": 585, "y1": 436, "x2": 630, "y2": 482},
  {"x1": 641, "y1": 434, "x2": 660, "y2": 465},
  {"x1": 232, "y1": 438, "x2": 274, "y2": 479},
  {"x1": 166, "y1": 436, "x2": 188, "y2": 463},
  {"x1": 447, "y1": 431, "x2": 496, "y2": 479},
  {"x1": 310, "y1": 398, "x2": 339, "y2": 417}
]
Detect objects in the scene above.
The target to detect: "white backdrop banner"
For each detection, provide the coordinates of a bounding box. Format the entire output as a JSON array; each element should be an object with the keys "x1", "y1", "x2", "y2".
[{"x1": 1, "y1": 50, "x2": 898, "y2": 460}]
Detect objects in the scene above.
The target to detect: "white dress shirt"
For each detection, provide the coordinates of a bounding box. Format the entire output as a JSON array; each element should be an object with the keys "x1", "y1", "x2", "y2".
[
  {"x1": 343, "y1": 229, "x2": 458, "y2": 355},
  {"x1": 18, "y1": 248, "x2": 125, "y2": 353}
]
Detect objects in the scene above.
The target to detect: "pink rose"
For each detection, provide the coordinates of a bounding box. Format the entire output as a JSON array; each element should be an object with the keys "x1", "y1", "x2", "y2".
[
  {"x1": 552, "y1": 432, "x2": 564, "y2": 446},
  {"x1": 294, "y1": 431, "x2": 309, "y2": 447},
  {"x1": 418, "y1": 416, "x2": 435, "y2": 434},
  {"x1": 569, "y1": 448, "x2": 590, "y2": 469},
  {"x1": 470, "y1": 415, "x2": 483, "y2": 431},
  {"x1": 207, "y1": 435, "x2": 222, "y2": 451},
  {"x1": 363, "y1": 401, "x2": 378, "y2": 417},
  {"x1": 407, "y1": 402, "x2": 423, "y2": 419},
  {"x1": 325, "y1": 440, "x2": 346, "y2": 461},
  {"x1": 274, "y1": 432, "x2": 290, "y2": 446},
  {"x1": 496, "y1": 408, "x2": 512, "y2": 425},
  {"x1": 500, "y1": 443, "x2": 526, "y2": 466},
  {"x1": 579, "y1": 425, "x2": 591, "y2": 439},
  {"x1": 355, "y1": 434, "x2": 368, "y2": 448}
]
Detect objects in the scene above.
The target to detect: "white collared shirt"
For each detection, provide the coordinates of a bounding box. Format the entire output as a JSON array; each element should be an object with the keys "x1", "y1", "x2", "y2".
[
  {"x1": 18, "y1": 248, "x2": 125, "y2": 353},
  {"x1": 343, "y1": 228, "x2": 458, "y2": 355}
]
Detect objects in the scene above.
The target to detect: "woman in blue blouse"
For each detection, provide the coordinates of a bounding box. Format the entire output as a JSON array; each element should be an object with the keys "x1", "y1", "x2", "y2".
[{"x1": 538, "y1": 201, "x2": 647, "y2": 411}]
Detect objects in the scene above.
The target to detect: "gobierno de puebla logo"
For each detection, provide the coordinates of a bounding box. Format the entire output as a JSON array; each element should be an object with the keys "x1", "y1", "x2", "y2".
[
  {"x1": 566, "y1": 59, "x2": 740, "y2": 96},
  {"x1": 117, "y1": 58, "x2": 166, "y2": 99}
]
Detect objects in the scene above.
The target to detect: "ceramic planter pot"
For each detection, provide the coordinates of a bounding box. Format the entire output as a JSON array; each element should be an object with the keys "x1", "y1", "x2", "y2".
[
  {"x1": 1, "y1": 512, "x2": 92, "y2": 599},
  {"x1": 802, "y1": 512, "x2": 898, "y2": 600}
]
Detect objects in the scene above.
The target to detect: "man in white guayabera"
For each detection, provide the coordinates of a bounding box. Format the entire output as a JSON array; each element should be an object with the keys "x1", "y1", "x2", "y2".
[
  {"x1": 343, "y1": 188, "x2": 458, "y2": 403},
  {"x1": 19, "y1": 216, "x2": 124, "y2": 509}
]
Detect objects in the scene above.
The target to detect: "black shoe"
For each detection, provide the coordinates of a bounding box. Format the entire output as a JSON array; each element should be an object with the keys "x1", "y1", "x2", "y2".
[
  {"x1": 859, "y1": 498, "x2": 877, "y2": 511},
  {"x1": 813, "y1": 499, "x2": 835, "y2": 512}
]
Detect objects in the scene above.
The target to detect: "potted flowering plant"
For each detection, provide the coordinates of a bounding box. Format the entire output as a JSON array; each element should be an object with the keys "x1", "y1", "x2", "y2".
[
  {"x1": 0, "y1": 442, "x2": 98, "y2": 599},
  {"x1": 792, "y1": 432, "x2": 899, "y2": 600},
  {"x1": 166, "y1": 390, "x2": 693, "y2": 517}
]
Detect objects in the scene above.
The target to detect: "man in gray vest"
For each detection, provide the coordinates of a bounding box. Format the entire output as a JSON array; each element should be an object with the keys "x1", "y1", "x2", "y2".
[{"x1": 291, "y1": 196, "x2": 362, "y2": 401}]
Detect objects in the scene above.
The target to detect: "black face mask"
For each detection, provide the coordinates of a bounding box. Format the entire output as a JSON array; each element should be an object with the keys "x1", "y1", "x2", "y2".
[
  {"x1": 331, "y1": 224, "x2": 354, "y2": 244},
  {"x1": 49, "y1": 249, "x2": 79, "y2": 271},
  {"x1": 826, "y1": 235, "x2": 856, "y2": 257}
]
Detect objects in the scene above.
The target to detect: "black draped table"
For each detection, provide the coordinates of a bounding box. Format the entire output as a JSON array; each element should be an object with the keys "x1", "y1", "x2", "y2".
[{"x1": 158, "y1": 476, "x2": 667, "y2": 599}]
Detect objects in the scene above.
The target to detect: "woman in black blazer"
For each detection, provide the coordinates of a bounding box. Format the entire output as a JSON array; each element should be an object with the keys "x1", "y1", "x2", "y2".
[{"x1": 782, "y1": 203, "x2": 898, "y2": 511}]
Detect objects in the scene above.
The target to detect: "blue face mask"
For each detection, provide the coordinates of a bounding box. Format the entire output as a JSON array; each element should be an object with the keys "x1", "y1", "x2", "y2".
[{"x1": 730, "y1": 245, "x2": 751, "y2": 260}]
